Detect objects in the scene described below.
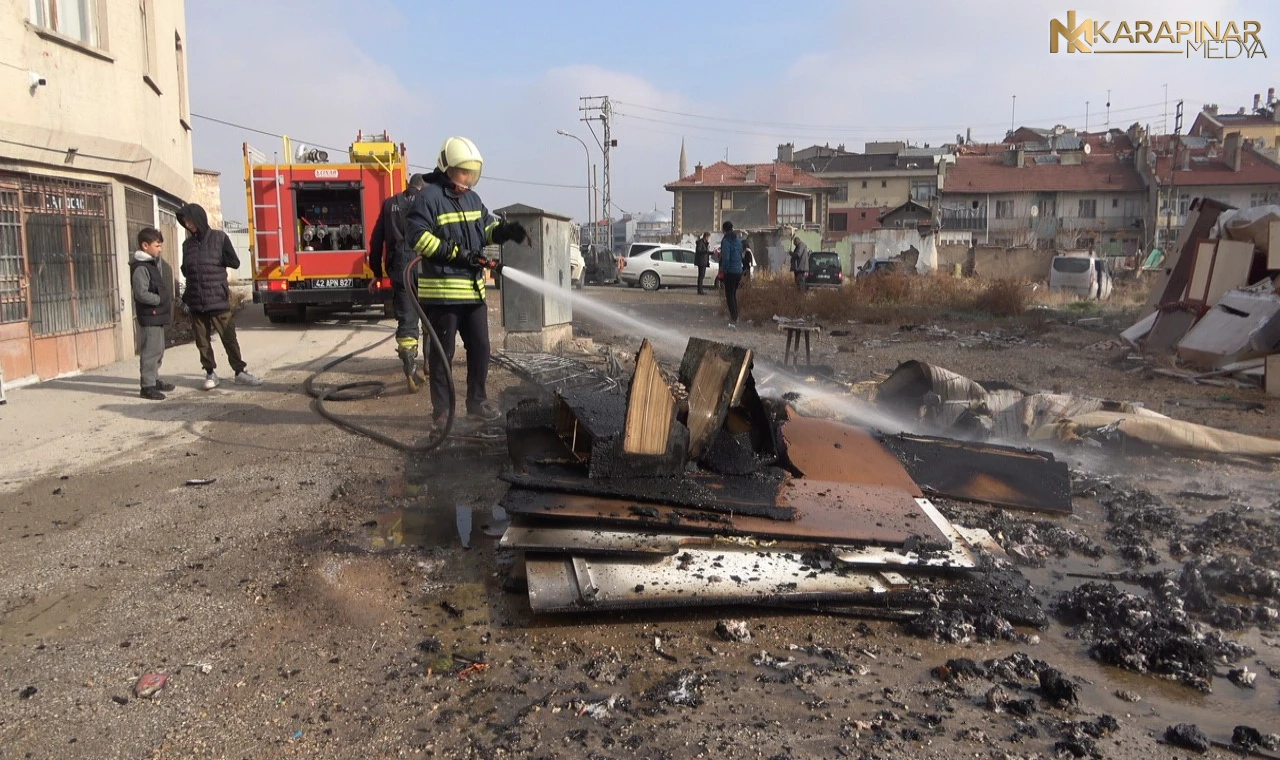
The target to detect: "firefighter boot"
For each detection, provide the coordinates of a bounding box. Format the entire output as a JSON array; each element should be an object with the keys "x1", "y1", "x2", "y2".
[{"x1": 396, "y1": 339, "x2": 422, "y2": 394}]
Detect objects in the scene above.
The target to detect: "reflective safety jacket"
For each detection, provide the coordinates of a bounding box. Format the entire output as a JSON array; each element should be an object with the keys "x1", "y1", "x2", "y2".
[{"x1": 405, "y1": 170, "x2": 499, "y2": 305}]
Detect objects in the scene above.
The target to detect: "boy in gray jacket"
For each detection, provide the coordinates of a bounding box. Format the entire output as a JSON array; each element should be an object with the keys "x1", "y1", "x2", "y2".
[{"x1": 130, "y1": 228, "x2": 175, "y2": 400}]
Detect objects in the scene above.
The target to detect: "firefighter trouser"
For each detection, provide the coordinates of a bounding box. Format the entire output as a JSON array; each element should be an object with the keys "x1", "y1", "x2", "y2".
[
  {"x1": 424, "y1": 302, "x2": 489, "y2": 418},
  {"x1": 392, "y1": 279, "x2": 421, "y2": 344}
]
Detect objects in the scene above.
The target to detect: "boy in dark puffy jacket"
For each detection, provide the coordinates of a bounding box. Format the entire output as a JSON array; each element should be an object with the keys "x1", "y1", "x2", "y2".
[{"x1": 177, "y1": 203, "x2": 263, "y2": 390}]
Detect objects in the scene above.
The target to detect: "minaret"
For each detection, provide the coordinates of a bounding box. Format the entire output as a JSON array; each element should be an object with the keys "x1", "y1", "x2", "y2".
[{"x1": 679, "y1": 138, "x2": 688, "y2": 179}]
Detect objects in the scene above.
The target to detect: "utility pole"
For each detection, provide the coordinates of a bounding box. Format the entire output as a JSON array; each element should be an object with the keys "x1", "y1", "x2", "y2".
[
  {"x1": 580, "y1": 96, "x2": 615, "y2": 245},
  {"x1": 1011, "y1": 95, "x2": 1016, "y2": 134}
]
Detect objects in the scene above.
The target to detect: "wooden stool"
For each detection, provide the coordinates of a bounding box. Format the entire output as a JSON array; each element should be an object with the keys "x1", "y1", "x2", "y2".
[{"x1": 780, "y1": 324, "x2": 820, "y2": 367}]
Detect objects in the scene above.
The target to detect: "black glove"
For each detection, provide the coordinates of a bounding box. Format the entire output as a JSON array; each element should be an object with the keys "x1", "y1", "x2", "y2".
[
  {"x1": 463, "y1": 250, "x2": 486, "y2": 271},
  {"x1": 492, "y1": 220, "x2": 528, "y2": 245}
]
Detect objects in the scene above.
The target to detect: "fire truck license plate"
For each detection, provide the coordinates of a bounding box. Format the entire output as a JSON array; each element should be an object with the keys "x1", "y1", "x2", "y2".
[{"x1": 312, "y1": 278, "x2": 354, "y2": 289}]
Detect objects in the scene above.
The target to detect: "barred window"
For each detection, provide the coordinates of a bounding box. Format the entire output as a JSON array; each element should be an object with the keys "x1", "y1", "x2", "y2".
[
  {"x1": 21, "y1": 177, "x2": 117, "y2": 336},
  {"x1": 0, "y1": 185, "x2": 26, "y2": 324}
]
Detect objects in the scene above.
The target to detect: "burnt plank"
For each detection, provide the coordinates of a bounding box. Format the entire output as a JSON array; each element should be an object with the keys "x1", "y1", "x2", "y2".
[
  {"x1": 502, "y1": 463, "x2": 796, "y2": 520},
  {"x1": 623, "y1": 339, "x2": 677, "y2": 456},
  {"x1": 498, "y1": 483, "x2": 948, "y2": 548},
  {"x1": 679, "y1": 337, "x2": 753, "y2": 459},
  {"x1": 877, "y1": 434, "x2": 1072, "y2": 514}
]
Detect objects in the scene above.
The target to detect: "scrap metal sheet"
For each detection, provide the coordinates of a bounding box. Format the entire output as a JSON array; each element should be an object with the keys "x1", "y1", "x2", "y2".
[
  {"x1": 499, "y1": 484, "x2": 947, "y2": 549},
  {"x1": 501, "y1": 497, "x2": 977, "y2": 570},
  {"x1": 779, "y1": 417, "x2": 923, "y2": 496},
  {"x1": 878, "y1": 434, "x2": 1072, "y2": 514},
  {"x1": 525, "y1": 549, "x2": 902, "y2": 612}
]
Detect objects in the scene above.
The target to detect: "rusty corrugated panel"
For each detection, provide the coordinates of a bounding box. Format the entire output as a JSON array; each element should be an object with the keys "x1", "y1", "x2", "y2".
[
  {"x1": 778, "y1": 417, "x2": 922, "y2": 496},
  {"x1": 878, "y1": 434, "x2": 1072, "y2": 514},
  {"x1": 499, "y1": 483, "x2": 947, "y2": 548}
]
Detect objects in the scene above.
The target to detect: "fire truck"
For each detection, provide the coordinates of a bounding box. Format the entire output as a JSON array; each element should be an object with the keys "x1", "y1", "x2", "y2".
[{"x1": 244, "y1": 131, "x2": 407, "y2": 323}]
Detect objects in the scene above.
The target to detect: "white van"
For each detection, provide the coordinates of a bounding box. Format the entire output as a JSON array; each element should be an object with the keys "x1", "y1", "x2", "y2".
[{"x1": 1050, "y1": 252, "x2": 1113, "y2": 300}]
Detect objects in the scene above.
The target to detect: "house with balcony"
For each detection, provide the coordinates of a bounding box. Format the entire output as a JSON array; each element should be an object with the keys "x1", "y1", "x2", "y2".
[
  {"x1": 939, "y1": 132, "x2": 1147, "y2": 254},
  {"x1": 1139, "y1": 131, "x2": 1280, "y2": 250},
  {"x1": 1188, "y1": 92, "x2": 1280, "y2": 162},
  {"x1": 782, "y1": 142, "x2": 951, "y2": 239},
  {"x1": 665, "y1": 161, "x2": 835, "y2": 236}
]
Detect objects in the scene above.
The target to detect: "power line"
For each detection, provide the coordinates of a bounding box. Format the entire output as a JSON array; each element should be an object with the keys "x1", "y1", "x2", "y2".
[
  {"x1": 191, "y1": 112, "x2": 587, "y2": 189},
  {"x1": 614, "y1": 99, "x2": 1168, "y2": 134},
  {"x1": 616, "y1": 107, "x2": 1171, "y2": 143}
]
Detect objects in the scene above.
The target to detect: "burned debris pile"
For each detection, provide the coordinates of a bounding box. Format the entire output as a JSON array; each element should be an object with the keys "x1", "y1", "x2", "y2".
[
  {"x1": 1124, "y1": 200, "x2": 1280, "y2": 396},
  {"x1": 876, "y1": 356, "x2": 1280, "y2": 459},
  {"x1": 495, "y1": 336, "x2": 1051, "y2": 629}
]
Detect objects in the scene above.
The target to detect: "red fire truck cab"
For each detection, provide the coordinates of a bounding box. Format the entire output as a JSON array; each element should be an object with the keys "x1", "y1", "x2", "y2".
[{"x1": 244, "y1": 132, "x2": 406, "y2": 323}]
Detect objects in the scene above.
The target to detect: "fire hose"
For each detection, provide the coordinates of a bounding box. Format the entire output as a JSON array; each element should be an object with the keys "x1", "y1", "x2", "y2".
[{"x1": 303, "y1": 254, "x2": 503, "y2": 452}]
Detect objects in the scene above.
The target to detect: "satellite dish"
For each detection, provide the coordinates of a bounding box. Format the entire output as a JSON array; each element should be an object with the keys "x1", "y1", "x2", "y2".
[
  {"x1": 1084, "y1": 143, "x2": 1093, "y2": 154},
  {"x1": 1030, "y1": 206, "x2": 1040, "y2": 217}
]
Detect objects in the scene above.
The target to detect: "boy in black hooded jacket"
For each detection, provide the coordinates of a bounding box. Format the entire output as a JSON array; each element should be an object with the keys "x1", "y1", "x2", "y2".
[{"x1": 176, "y1": 203, "x2": 263, "y2": 390}]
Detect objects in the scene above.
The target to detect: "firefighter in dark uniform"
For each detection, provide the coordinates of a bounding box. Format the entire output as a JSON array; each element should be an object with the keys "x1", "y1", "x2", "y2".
[
  {"x1": 406, "y1": 136, "x2": 528, "y2": 426},
  {"x1": 368, "y1": 172, "x2": 427, "y2": 392}
]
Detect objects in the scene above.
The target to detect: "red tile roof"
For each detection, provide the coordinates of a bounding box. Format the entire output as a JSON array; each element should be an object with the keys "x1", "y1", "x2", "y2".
[
  {"x1": 942, "y1": 151, "x2": 1146, "y2": 194},
  {"x1": 666, "y1": 160, "x2": 834, "y2": 190},
  {"x1": 1151, "y1": 146, "x2": 1280, "y2": 187}
]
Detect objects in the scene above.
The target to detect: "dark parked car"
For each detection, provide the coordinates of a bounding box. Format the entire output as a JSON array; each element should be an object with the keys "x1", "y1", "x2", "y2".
[
  {"x1": 805, "y1": 251, "x2": 844, "y2": 288},
  {"x1": 582, "y1": 245, "x2": 620, "y2": 285},
  {"x1": 856, "y1": 259, "x2": 900, "y2": 279}
]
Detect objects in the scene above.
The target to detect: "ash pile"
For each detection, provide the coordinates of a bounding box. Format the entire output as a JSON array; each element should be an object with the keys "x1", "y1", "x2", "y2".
[{"x1": 496, "y1": 337, "x2": 1063, "y2": 624}]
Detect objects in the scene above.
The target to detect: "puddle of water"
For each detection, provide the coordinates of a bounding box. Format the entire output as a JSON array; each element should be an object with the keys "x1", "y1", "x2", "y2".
[
  {"x1": 365, "y1": 507, "x2": 453, "y2": 550},
  {"x1": 456, "y1": 504, "x2": 473, "y2": 549}
]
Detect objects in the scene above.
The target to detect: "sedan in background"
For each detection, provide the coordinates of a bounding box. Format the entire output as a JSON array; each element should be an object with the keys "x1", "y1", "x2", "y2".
[{"x1": 621, "y1": 247, "x2": 717, "y2": 291}]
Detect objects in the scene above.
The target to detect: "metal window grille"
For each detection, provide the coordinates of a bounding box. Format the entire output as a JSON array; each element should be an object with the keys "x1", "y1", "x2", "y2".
[
  {"x1": 125, "y1": 187, "x2": 155, "y2": 249},
  {"x1": 0, "y1": 184, "x2": 27, "y2": 324},
  {"x1": 21, "y1": 177, "x2": 117, "y2": 336}
]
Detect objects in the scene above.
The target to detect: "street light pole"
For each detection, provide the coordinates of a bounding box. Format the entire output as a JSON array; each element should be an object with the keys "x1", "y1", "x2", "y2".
[{"x1": 557, "y1": 130, "x2": 592, "y2": 245}]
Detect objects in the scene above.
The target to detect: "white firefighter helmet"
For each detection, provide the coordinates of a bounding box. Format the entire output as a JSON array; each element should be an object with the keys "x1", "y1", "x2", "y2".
[{"x1": 437, "y1": 136, "x2": 484, "y2": 182}]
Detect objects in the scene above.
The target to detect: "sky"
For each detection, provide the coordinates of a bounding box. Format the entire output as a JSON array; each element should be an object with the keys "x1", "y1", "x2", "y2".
[{"x1": 186, "y1": 0, "x2": 1280, "y2": 225}]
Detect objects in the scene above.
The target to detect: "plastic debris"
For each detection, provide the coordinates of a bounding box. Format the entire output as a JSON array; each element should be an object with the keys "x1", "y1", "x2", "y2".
[
  {"x1": 133, "y1": 673, "x2": 168, "y2": 699},
  {"x1": 184, "y1": 478, "x2": 216, "y2": 486},
  {"x1": 714, "y1": 619, "x2": 752, "y2": 643}
]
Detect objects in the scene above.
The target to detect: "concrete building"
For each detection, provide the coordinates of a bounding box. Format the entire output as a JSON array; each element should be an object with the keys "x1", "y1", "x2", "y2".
[
  {"x1": 191, "y1": 168, "x2": 224, "y2": 229},
  {"x1": 1, "y1": 0, "x2": 193, "y2": 386},
  {"x1": 665, "y1": 161, "x2": 835, "y2": 236},
  {"x1": 1188, "y1": 92, "x2": 1280, "y2": 162},
  {"x1": 1139, "y1": 132, "x2": 1280, "y2": 250},
  {"x1": 785, "y1": 144, "x2": 951, "y2": 239},
  {"x1": 939, "y1": 130, "x2": 1147, "y2": 254}
]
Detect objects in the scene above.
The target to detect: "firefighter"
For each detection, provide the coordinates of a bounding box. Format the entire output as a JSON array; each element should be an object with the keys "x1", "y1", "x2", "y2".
[
  {"x1": 406, "y1": 136, "x2": 528, "y2": 426},
  {"x1": 369, "y1": 172, "x2": 427, "y2": 391}
]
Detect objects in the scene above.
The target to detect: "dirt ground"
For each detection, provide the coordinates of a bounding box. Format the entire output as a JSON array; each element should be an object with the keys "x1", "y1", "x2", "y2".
[{"x1": 1, "y1": 285, "x2": 1278, "y2": 760}]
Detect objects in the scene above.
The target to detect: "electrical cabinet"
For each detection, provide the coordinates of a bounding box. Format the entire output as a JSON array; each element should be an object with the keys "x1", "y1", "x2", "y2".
[{"x1": 500, "y1": 208, "x2": 574, "y2": 331}]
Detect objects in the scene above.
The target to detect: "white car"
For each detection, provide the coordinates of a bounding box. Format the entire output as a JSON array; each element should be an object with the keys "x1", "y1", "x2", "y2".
[
  {"x1": 1049, "y1": 252, "x2": 1113, "y2": 300},
  {"x1": 620, "y1": 246, "x2": 717, "y2": 291},
  {"x1": 570, "y1": 245, "x2": 585, "y2": 289}
]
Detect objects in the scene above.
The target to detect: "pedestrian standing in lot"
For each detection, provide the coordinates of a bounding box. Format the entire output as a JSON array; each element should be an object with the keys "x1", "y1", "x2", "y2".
[
  {"x1": 719, "y1": 220, "x2": 744, "y2": 327},
  {"x1": 742, "y1": 244, "x2": 754, "y2": 285},
  {"x1": 176, "y1": 203, "x2": 263, "y2": 390},
  {"x1": 130, "y1": 227, "x2": 175, "y2": 401},
  {"x1": 406, "y1": 136, "x2": 528, "y2": 426},
  {"x1": 369, "y1": 172, "x2": 427, "y2": 393},
  {"x1": 695, "y1": 232, "x2": 712, "y2": 295},
  {"x1": 790, "y1": 235, "x2": 810, "y2": 291}
]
